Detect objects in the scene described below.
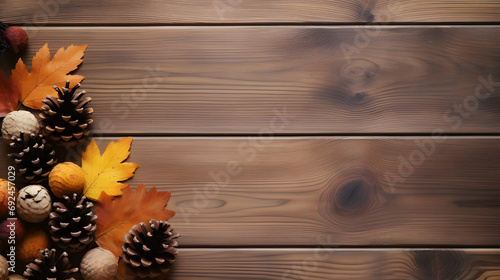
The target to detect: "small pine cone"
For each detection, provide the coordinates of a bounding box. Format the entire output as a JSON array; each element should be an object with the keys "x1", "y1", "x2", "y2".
[
  {"x1": 40, "y1": 81, "x2": 93, "y2": 146},
  {"x1": 23, "y1": 248, "x2": 78, "y2": 280},
  {"x1": 8, "y1": 132, "x2": 56, "y2": 183},
  {"x1": 122, "y1": 220, "x2": 179, "y2": 279},
  {"x1": 49, "y1": 194, "x2": 97, "y2": 252}
]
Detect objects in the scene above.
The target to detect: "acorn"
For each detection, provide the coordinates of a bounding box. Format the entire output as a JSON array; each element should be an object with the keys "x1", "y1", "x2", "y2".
[
  {"x1": 3, "y1": 26, "x2": 28, "y2": 54},
  {"x1": 80, "y1": 248, "x2": 118, "y2": 280},
  {"x1": 16, "y1": 185, "x2": 52, "y2": 223},
  {"x1": 1, "y1": 111, "x2": 40, "y2": 144},
  {"x1": 49, "y1": 162, "x2": 85, "y2": 198},
  {"x1": 16, "y1": 227, "x2": 50, "y2": 263}
]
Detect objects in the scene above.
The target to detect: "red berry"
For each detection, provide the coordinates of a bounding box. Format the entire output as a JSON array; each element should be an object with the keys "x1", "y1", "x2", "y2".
[{"x1": 3, "y1": 26, "x2": 28, "y2": 53}]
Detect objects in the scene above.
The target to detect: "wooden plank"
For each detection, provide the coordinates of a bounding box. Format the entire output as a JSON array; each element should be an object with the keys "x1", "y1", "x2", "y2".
[
  {"x1": 5, "y1": 26, "x2": 500, "y2": 135},
  {"x1": 2, "y1": 1, "x2": 500, "y2": 24},
  {"x1": 170, "y1": 249, "x2": 500, "y2": 279},
  {"x1": 3, "y1": 137, "x2": 500, "y2": 246}
]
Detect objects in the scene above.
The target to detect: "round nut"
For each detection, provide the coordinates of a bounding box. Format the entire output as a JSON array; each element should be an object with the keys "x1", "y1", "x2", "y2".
[
  {"x1": 16, "y1": 185, "x2": 51, "y2": 223},
  {"x1": 80, "y1": 248, "x2": 118, "y2": 280},
  {"x1": 16, "y1": 227, "x2": 49, "y2": 263},
  {"x1": 49, "y1": 162, "x2": 85, "y2": 198},
  {"x1": 3, "y1": 26, "x2": 29, "y2": 54},
  {"x1": 1, "y1": 111, "x2": 40, "y2": 144}
]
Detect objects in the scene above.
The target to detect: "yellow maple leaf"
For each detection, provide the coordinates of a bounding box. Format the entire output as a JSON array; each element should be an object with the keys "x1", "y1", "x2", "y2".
[
  {"x1": 11, "y1": 43, "x2": 87, "y2": 109},
  {"x1": 82, "y1": 137, "x2": 139, "y2": 201}
]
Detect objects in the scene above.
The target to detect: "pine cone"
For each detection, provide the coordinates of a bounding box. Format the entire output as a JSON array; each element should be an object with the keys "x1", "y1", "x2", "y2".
[
  {"x1": 40, "y1": 81, "x2": 93, "y2": 146},
  {"x1": 8, "y1": 132, "x2": 56, "y2": 183},
  {"x1": 49, "y1": 194, "x2": 97, "y2": 252},
  {"x1": 23, "y1": 248, "x2": 78, "y2": 280},
  {"x1": 122, "y1": 220, "x2": 179, "y2": 279}
]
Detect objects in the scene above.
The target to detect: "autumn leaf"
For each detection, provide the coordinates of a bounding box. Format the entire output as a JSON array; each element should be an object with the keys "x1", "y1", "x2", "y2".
[
  {"x1": 81, "y1": 137, "x2": 139, "y2": 201},
  {"x1": 0, "y1": 70, "x2": 18, "y2": 117},
  {"x1": 96, "y1": 184, "x2": 176, "y2": 258},
  {"x1": 11, "y1": 43, "x2": 87, "y2": 109}
]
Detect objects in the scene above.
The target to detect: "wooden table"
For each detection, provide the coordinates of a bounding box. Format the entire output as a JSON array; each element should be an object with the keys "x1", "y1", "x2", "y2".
[{"x1": 2, "y1": 1, "x2": 500, "y2": 279}]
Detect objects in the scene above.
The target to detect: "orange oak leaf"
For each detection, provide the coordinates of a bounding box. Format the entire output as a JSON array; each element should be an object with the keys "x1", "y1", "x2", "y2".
[
  {"x1": 81, "y1": 137, "x2": 139, "y2": 201},
  {"x1": 95, "y1": 184, "x2": 176, "y2": 258},
  {"x1": 11, "y1": 43, "x2": 87, "y2": 109},
  {"x1": 0, "y1": 70, "x2": 18, "y2": 117}
]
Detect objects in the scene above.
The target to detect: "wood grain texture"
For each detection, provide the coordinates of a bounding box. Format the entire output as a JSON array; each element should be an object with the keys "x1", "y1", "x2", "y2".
[
  {"x1": 7, "y1": 26, "x2": 500, "y2": 135},
  {"x1": 2, "y1": 0, "x2": 500, "y2": 24},
  {"x1": 170, "y1": 249, "x2": 500, "y2": 279},
  {"x1": 3, "y1": 137, "x2": 500, "y2": 246},
  {"x1": 2, "y1": 0, "x2": 499, "y2": 278}
]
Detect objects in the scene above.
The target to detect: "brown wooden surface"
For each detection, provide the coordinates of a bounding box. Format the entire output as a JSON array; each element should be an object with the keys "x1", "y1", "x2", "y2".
[
  {"x1": 3, "y1": 1, "x2": 500, "y2": 278},
  {"x1": 3, "y1": 26, "x2": 499, "y2": 135},
  {"x1": 2, "y1": 0, "x2": 500, "y2": 24},
  {"x1": 3, "y1": 137, "x2": 500, "y2": 247},
  {"x1": 170, "y1": 249, "x2": 500, "y2": 279}
]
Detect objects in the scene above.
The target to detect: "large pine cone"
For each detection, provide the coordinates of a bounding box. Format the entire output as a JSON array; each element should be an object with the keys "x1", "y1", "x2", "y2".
[
  {"x1": 40, "y1": 81, "x2": 93, "y2": 146},
  {"x1": 23, "y1": 248, "x2": 78, "y2": 280},
  {"x1": 8, "y1": 132, "x2": 56, "y2": 183},
  {"x1": 122, "y1": 220, "x2": 179, "y2": 279},
  {"x1": 49, "y1": 194, "x2": 97, "y2": 252}
]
